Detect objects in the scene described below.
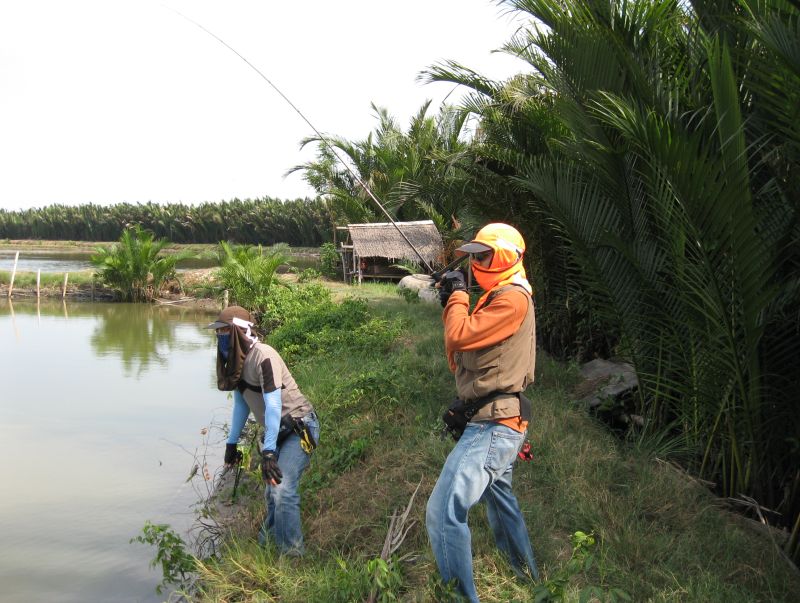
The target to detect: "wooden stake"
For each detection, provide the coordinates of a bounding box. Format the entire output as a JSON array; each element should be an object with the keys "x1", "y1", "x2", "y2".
[
  {"x1": 62, "y1": 272, "x2": 69, "y2": 299},
  {"x1": 36, "y1": 269, "x2": 41, "y2": 298},
  {"x1": 223, "y1": 289, "x2": 229, "y2": 309},
  {"x1": 8, "y1": 251, "x2": 19, "y2": 298}
]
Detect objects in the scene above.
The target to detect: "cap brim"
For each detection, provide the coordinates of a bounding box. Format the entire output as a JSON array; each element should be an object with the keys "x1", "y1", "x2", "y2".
[
  {"x1": 205, "y1": 320, "x2": 228, "y2": 330},
  {"x1": 455, "y1": 241, "x2": 492, "y2": 254}
]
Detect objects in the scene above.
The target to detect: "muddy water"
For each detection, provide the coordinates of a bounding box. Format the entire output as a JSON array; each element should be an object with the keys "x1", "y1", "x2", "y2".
[{"x1": 0, "y1": 301, "x2": 231, "y2": 602}]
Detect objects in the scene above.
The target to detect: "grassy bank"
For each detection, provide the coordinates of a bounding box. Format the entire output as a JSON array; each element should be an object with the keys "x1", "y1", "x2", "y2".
[{"x1": 184, "y1": 282, "x2": 798, "y2": 602}]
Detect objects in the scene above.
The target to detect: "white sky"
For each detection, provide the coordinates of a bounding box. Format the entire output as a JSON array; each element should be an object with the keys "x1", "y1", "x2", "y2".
[{"x1": 0, "y1": 0, "x2": 527, "y2": 211}]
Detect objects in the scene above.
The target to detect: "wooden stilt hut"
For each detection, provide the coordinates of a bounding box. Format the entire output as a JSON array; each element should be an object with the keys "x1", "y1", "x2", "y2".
[{"x1": 336, "y1": 220, "x2": 443, "y2": 284}]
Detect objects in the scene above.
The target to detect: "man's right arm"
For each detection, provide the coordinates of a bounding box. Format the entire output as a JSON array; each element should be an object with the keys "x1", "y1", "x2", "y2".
[{"x1": 443, "y1": 289, "x2": 528, "y2": 352}]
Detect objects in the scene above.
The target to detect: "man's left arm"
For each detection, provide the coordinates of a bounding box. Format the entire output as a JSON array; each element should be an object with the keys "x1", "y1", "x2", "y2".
[{"x1": 258, "y1": 355, "x2": 283, "y2": 453}]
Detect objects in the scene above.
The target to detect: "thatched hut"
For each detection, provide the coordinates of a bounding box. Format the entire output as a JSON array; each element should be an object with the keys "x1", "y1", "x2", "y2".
[{"x1": 336, "y1": 220, "x2": 443, "y2": 283}]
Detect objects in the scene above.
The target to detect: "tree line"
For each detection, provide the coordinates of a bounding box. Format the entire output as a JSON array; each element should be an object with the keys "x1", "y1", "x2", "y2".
[{"x1": 0, "y1": 197, "x2": 331, "y2": 246}]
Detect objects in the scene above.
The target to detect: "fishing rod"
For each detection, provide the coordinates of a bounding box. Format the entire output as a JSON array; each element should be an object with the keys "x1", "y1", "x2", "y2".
[{"x1": 167, "y1": 7, "x2": 434, "y2": 273}]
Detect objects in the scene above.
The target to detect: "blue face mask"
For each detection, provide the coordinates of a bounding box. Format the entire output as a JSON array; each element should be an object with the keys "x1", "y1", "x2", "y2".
[{"x1": 217, "y1": 333, "x2": 231, "y2": 360}]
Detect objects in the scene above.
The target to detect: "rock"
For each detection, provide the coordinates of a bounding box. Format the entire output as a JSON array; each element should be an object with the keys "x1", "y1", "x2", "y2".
[
  {"x1": 399, "y1": 274, "x2": 435, "y2": 290},
  {"x1": 399, "y1": 274, "x2": 440, "y2": 304},
  {"x1": 577, "y1": 358, "x2": 639, "y2": 409}
]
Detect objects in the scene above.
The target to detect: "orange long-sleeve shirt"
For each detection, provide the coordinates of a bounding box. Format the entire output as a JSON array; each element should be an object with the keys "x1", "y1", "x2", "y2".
[{"x1": 443, "y1": 288, "x2": 531, "y2": 432}]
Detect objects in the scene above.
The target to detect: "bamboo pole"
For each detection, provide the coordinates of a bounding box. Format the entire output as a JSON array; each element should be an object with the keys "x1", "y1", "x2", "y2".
[
  {"x1": 8, "y1": 251, "x2": 19, "y2": 298},
  {"x1": 36, "y1": 269, "x2": 41, "y2": 299},
  {"x1": 62, "y1": 272, "x2": 69, "y2": 299}
]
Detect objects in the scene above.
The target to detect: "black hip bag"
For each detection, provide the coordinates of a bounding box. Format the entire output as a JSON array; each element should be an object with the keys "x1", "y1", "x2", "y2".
[{"x1": 441, "y1": 391, "x2": 532, "y2": 441}]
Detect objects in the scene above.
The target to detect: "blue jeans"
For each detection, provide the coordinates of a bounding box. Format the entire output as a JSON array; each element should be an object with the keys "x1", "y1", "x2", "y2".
[
  {"x1": 426, "y1": 421, "x2": 538, "y2": 602},
  {"x1": 258, "y1": 412, "x2": 319, "y2": 555}
]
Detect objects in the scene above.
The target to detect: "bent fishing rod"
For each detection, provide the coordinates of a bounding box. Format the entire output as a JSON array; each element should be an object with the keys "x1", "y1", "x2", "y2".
[{"x1": 168, "y1": 7, "x2": 434, "y2": 273}]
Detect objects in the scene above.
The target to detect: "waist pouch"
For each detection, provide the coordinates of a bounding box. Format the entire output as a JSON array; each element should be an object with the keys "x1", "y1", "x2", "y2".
[
  {"x1": 442, "y1": 392, "x2": 531, "y2": 442},
  {"x1": 277, "y1": 415, "x2": 318, "y2": 454}
]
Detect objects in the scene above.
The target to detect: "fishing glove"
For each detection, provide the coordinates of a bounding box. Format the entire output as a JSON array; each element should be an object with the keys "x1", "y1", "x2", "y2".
[
  {"x1": 261, "y1": 450, "x2": 283, "y2": 485},
  {"x1": 224, "y1": 443, "x2": 243, "y2": 466},
  {"x1": 439, "y1": 270, "x2": 467, "y2": 307}
]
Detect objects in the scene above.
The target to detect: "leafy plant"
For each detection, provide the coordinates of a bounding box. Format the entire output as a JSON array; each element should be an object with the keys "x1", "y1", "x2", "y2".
[
  {"x1": 91, "y1": 225, "x2": 192, "y2": 302},
  {"x1": 533, "y1": 531, "x2": 630, "y2": 603},
  {"x1": 215, "y1": 241, "x2": 288, "y2": 310},
  {"x1": 266, "y1": 292, "x2": 402, "y2": 363},
  {"x1": 130, "y1": 521, "x2": 196, "y2": 594},
  {"x1": 319, "y1": 242, "x2": 340, "y2": 278},
  {"x1": 397, "y1": 286, "x2": 420, "y2": 304},
  {"x1": 367, "y1": 557, "x2": 403, "y2": 603},
  {"x1": 297, "y1": 267, "x2": 321, "y2": 282}
]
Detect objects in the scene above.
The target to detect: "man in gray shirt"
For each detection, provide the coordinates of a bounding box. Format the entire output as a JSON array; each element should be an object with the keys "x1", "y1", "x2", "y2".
[{"x1": 208, "y1": 305, "x2": 319, "y2": 555}]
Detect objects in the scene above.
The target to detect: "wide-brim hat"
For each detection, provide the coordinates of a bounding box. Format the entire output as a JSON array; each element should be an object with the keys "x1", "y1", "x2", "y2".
[{"x1": 205, "y1": 305, "x2": 253, "y2": 329}]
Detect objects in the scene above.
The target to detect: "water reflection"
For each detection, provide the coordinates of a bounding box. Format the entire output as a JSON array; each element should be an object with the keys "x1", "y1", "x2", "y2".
[
  {"x1": 0, "y1": 300, "x2": 225, "y2": 603},
  {"x1": 89, "y1": 304, "x2": 208, "y2": 377}
]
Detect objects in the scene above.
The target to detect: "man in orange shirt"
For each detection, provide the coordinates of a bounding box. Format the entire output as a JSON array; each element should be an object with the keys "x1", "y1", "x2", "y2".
[{"x1": 426, "y1": 223, "x2": 539, "y2": 601}]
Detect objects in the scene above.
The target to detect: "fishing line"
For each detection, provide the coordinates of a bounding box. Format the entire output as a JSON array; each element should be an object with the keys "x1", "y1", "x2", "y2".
[{"x1": 166, "y1": 6, "x2": 434, "y2": 273}]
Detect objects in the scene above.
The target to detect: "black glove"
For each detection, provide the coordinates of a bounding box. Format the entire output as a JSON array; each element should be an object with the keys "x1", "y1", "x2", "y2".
[
  {"x1": 439, "y1": 270, "x2": 467, "y2": 307},
  {"x1": 224, "y1": 443, "x2": 242, "y2": 466},
  {"x1": 261, "y1": 450, "x2": 283, "y2": 485}
]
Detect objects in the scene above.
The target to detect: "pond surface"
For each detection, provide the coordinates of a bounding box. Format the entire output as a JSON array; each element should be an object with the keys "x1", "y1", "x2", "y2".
[
  {"x1": 0, "y1": 250, "x2": 95, "y2": 273},
  {"x1": 0, "y1": 249, "x2": 319, "y2": 274},
  {"x1": 0, "y1": 300, "x2": 231, "y2": 602}
]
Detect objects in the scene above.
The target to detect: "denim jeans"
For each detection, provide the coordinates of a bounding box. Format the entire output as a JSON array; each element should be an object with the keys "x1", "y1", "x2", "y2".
[
  {"x1": 258, "y1": 412, "x2": 319, "y2": 555},
  {"x1": 426, "y1": 421, "x2": 538, "y2": 602}
]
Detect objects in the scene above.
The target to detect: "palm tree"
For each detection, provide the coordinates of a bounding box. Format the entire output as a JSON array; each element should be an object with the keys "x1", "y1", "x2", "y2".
[
  {"x1": 288, "y1": 102, "x2": 483, "y2": 255},
  {"x1": 214, "y1": 240, "x2": 289, "y2": 311},
  {"x1": 91, "y1": 226, "x2": 192, "y2": 302}
]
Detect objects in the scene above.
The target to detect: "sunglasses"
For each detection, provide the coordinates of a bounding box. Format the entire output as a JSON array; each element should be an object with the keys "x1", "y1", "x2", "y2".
[{"x1": 472, "y1": 250, "x2": 492, "y2": 263}]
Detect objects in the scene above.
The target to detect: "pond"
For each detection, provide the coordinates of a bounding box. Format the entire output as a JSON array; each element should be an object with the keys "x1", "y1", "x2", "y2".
[
  {"x1": 0, "y1": 249, "x2": 320, "y2": 274},
  {"x1": 0, "y1": 300, "x2": 231, "y2": 602}
]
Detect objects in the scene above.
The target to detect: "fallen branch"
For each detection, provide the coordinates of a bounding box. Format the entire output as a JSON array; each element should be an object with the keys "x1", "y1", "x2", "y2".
[{"x1": 367, "y1": 479, "x2": 423, "y2": 603}]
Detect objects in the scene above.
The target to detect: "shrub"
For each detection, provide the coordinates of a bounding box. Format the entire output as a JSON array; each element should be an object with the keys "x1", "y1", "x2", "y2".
[
  {"x1": 215, "y1": 241, "x2": 287, "y2": 310},
  {"x1": 319, "y1": 242, "x2": 340, "y2": 278},
  {"x1": 91, "y1": 226, "x2": 191, "y2": 302},
  {"x1": 268, "y1": 296, "x2": 402, "y2": 363}
]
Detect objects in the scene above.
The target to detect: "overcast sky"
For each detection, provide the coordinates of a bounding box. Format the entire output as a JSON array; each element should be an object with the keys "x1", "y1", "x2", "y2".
[{"x1": 0, "y1": 0, "x2": 527, "y2": 211}]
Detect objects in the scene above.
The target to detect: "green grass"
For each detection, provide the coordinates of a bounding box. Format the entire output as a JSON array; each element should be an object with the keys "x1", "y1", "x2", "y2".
[{"x1": 185, "y1": 282, "x2": 799, "y2": 602}]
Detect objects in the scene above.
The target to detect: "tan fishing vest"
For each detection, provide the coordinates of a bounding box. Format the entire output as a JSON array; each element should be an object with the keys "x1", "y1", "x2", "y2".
[
  {"x1": 240, "y1": 342, "x2": 314, "y2": 421},
  {"x1": 453, "y1": 285, "x2": 536, "y2": 421}
]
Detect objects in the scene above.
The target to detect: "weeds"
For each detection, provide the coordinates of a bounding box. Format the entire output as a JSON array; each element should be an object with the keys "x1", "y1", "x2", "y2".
[
  {"x1": 532, "y1": 531, "x2": 630, "y2": 603},
  {"x1": 130, "y1": 521, "x2": 196, "y2": 594}
]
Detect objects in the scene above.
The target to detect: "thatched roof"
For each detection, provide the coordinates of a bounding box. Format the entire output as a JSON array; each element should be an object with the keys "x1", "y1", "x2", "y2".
[{"x1": 343, "y1": 220, "x2": 443, "y2": 263}]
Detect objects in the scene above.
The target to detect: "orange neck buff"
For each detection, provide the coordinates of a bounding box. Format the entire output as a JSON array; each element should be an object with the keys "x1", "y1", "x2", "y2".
[{"x1": 472, "y1": 256, "x2": 532, "y2": 310}]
